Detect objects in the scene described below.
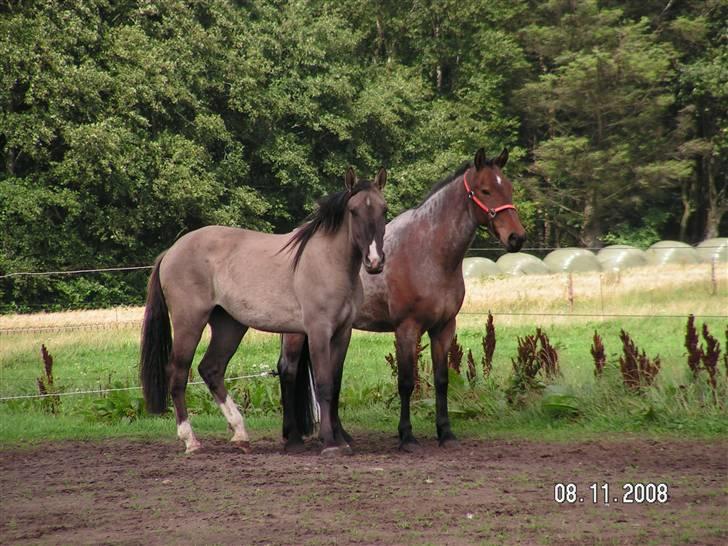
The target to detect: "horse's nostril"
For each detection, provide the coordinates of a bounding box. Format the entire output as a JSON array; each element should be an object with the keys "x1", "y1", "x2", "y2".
[{"x1": 508, "y1": 233, "x2": 525, "y2": 251}]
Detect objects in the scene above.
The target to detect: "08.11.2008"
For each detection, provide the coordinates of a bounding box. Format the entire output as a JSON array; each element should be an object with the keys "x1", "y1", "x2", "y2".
[{"x1": 554, "y1": 482, "x2": 669, "y2": 504}]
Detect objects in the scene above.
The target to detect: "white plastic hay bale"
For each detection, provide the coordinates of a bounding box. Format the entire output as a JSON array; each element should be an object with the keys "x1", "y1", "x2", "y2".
[
  {"x1": 596, "y1": 245, "x2": 648, "y2": 271},
  {"x1": 543, "y1": 248, "x2": 601, "y2": 273},
  {"x1": 462, "y1": 257, "x2": 501, "y2": 279},
  {"x1": 646, "y1": 240, "x2": 699, "y2": 266},
  {"x1": 496, "y1": 252, "x2": 550, "y2": 276},
  {"x1": 696, "y1": 238, "x2": 728, "y2": 263}
]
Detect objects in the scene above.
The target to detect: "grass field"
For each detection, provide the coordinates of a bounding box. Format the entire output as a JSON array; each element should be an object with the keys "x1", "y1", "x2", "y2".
[{"x1": 1, "y1": 263, "x2": 726, "y2": 444}]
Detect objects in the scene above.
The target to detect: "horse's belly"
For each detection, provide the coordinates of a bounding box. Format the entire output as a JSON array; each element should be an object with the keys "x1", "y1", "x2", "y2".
[
  {"x1": 219, "y1": 292, "x2": 304, "y2": 334},
  {"x1": 353, "y1": 306, "x2": 394, "y2": 332}
]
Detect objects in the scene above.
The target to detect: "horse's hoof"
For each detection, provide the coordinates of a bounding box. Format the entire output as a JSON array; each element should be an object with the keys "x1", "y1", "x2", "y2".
[
  {"x1": 438, "y1": 433, "x2": 460, "y2": 449},
  {"x1": 341, "y1": 428, "x2": 354, "y2": 446},
  {"x1": 232, "y1": 440, "x2": 252, "y2": 454},
  {"x1": 320, "y1": 446, "x2": 347, "y2": 457},
  {"x1": 185, "y1": 442, "x2": 203, "y2": 454},
  {"x1": 284, "y1": 440, "x2": 306, "y2": 454},
  {"x1": 399, "y1": 440, "x2": 421, "y2": 453},
  {"x1": 339, "y1": 443, "x2": 353, "y2": 456}
]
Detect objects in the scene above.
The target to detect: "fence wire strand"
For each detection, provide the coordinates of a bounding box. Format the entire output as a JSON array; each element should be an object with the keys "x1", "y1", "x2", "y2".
[
  {"x1": 0, "y1": 371, "x2": 276, "y2": 402},
  {"x1": 459, "y1": 311, "x2": 728, "y2": 319},
  {"x1": 2, "y1": 310, "x2": 726, "y2": 336},
  {"x1": 1, "y1": 243, "x2": 723, "y2": 279},
  {"x1": 0, "y1": 320, "x2": 141, "y2": 335},
  {"x1": 0, "y1": 265, "x2": 153, "y2": 279}
]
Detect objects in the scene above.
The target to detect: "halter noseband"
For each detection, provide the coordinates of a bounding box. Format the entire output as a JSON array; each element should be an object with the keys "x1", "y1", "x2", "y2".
[{"x1": 463, "y1": 169, "x2": 517, "y2": 219}]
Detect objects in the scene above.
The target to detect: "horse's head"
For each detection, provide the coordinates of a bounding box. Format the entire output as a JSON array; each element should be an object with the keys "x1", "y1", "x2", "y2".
[
  {"x1": 345, "y1": 166, "x2": 387, "y2": 274},
  {"x1": 464, "y1": 148, "x2": 526, "y2": 252}
]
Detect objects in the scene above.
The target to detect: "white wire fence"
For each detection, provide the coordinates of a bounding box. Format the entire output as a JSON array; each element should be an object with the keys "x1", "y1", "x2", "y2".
[
  {"x1": 0, "y1": 265, "x2": 153, "y2": 280},
  {"x1": 0, "y1": 245, "x2": 719, "y2": 280},
  {"x1": 0, "y1": 371, "x2": 275, "y2": 402}
]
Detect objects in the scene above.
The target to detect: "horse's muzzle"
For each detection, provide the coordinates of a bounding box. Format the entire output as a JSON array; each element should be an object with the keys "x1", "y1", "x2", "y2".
[
  {"x1": 364, "y1": 254, "x2": 385, "y2": 274},
  {"x1": 506, "y1": 233, "x2": 525, "y2": 253}
]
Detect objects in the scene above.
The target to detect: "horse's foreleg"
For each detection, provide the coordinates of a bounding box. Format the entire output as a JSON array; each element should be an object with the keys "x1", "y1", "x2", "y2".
[
  {"x1": 395, "y1": 321, "x2": 423, "y2": 452},
  {"x1": 198, "y1": 308, "x2": 249, "y2": 451},
  {"x1": 329, "y1": 326, "x2": 353, "y2": 452},
  {"x1": 429, "y1": 317, "x2": 458, "y2": 447},
  {"x1": 306, "y1": 325, "x2": 339, "y2": 455},
  {"x1": 278, "y1": 333, "x2": 306, "y2": 451}
]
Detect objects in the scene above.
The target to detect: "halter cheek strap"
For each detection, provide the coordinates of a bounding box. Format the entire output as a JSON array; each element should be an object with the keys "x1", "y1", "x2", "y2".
[{"x1": 463, "y1": 170, "x2": 517, "y2": 219}]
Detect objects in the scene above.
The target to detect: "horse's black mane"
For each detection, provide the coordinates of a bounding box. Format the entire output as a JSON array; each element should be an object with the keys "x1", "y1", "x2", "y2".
[
  {"x1": 283, "y1": 180, "x2": 375, "y2": 269},
  {"x1": 418, "y1": 161, "x2": 474, "y2": 206}
]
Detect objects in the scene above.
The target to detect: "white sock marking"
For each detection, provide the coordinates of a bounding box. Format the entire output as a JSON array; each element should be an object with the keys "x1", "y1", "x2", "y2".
[
  {"x1": 177, "y1": 420, "x2": 201, "y2": 452},
  {"x1": 218, "y1": 395, "x2": 249, "y2": 442}
]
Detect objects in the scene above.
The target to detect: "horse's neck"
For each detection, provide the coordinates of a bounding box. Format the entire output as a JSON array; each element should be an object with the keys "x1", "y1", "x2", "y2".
[
  {"x1": 409, "y1": 176, "x2": 479, "y2": 267},
  {"x1": 328, "y1": 215, "x2": 365, "y2": 280}
]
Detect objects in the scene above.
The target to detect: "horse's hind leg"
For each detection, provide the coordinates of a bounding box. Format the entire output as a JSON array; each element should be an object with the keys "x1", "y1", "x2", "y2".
[
  {"x1": 197, "y1": 307, "x2": 250, "y2": 451},
  {"x1": 168, "y1": 311, "x2": 210, "y2": 454},
  {"x1": 429, "y1": 317, "x2": 459, "y2": 447},
  {"x1": 395, "y1": 320, "x2": 424, "y2": 452},
  {"x1": 278, "y1": 333, "x2": 306, "y2": 451}
]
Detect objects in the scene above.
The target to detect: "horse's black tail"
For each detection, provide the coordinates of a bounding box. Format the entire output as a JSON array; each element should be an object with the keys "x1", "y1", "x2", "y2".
[
  {"x1": 295, "y1": 337, "x2": 316, "y2": 437},
  {"x1": 139, "y1": 255, "x2": 172, "y2": 414}
]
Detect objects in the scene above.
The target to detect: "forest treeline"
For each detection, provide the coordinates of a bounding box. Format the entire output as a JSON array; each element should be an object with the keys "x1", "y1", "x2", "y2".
[{"x1": 1, "y1": 0, "x2": 726, "y2": 309}]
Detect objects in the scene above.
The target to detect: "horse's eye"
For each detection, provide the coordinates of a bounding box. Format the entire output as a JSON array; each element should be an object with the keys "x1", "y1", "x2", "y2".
[{"x1": 481, "y1": 189, "x2": 491, "y2": 196}]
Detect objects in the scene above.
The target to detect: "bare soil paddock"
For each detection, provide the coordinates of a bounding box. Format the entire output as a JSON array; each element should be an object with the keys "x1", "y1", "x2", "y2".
[{"x1": 1, "y1": 434, "x2": 726, "y2": 545}]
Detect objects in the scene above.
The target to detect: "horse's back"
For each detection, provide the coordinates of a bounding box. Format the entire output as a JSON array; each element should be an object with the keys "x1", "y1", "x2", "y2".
[{"x1": 160, "y1": 226, "x2": 304, "y2": 331}]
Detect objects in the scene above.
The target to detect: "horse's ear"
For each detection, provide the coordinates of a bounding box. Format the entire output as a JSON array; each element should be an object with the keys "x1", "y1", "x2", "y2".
[
  {"x1": 494, "y1": 148, "x2": 509, "y2": 168},
  {"x1": 374, "y1": 167, "x2": 387, "y2": 190},
  {"x1": 344, "y1": 166, "x2": 357, "y2": 192},
  {"x1": 474, "y1": 147, "x2": 487, "y2": 170}
]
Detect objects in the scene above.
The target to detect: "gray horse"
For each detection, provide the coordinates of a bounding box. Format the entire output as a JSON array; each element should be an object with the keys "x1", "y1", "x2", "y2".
[{"x1": 140, "y1": 167, "x2": 387, "y2": 455}]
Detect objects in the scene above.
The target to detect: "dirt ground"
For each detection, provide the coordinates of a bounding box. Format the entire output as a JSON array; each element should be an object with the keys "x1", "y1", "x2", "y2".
[{"x1": 1, "y1": 433, "x2": 726, "y2": 545}]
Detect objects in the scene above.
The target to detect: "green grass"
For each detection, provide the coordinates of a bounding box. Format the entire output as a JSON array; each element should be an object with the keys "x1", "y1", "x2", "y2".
[{"x1": 1, "y1": 311, "x2": 726, "y2": 445}]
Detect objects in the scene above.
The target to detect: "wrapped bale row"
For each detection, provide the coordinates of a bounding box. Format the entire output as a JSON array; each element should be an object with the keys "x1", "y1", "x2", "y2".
[
  {"x1": 696, "y1": 237, "x2": 728, "y2": 263},
  {"x1": 462, "y1": 238, "x2": 727, "y2": 279}
]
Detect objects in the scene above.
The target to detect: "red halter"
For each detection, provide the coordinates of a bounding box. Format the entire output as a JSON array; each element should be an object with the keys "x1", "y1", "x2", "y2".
[{"x1": 463, "y1": 169, "x2": 517, "y2": 219}]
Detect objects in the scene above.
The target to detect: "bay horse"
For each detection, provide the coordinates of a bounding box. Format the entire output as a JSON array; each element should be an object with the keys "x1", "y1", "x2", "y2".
[
  {"x1": 140, "y1": 167, "x2": 387, "y2": 455},
  {"x1": 278, "y1": 148, "x2": 525, "y2": 451}
]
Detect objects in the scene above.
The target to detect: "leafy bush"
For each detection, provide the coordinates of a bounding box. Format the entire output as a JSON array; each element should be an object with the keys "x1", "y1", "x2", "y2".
[
  {"x1": 619, "y1": 330, "x2": 661, "y2": 391},
  {"x1": 591, "y1": 331, "x2": 606, "y2": 377},
  {"x1": 413, "y1": 369, "x2": 505, "y2": 420},
  {"x1": 37, "y1": 345, "x2": 61, "y2": 414},
  {"x1": 83, "y1": 385, "x2": 146, "y2": 423},
  {"x1": 383, "y1": 339, "x2": 430, "y2": 398},
  {"x1": 505, "y1": 329, "x2": 560, "y2": 406},
  {"x1": 540, "y1": 385, "x2": 581, "y2": 419},
  {"x1": 185, "y1": 385, "x2": 220, "y2": 416},
  {"x1": 230, "y1": 380, "x2": 280, "y2": 416}
]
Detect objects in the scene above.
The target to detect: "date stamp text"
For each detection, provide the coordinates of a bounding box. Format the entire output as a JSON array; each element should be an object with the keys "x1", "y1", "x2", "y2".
[{"x1": 553, "y1": 482, "x2": 669, "y2": 504}]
